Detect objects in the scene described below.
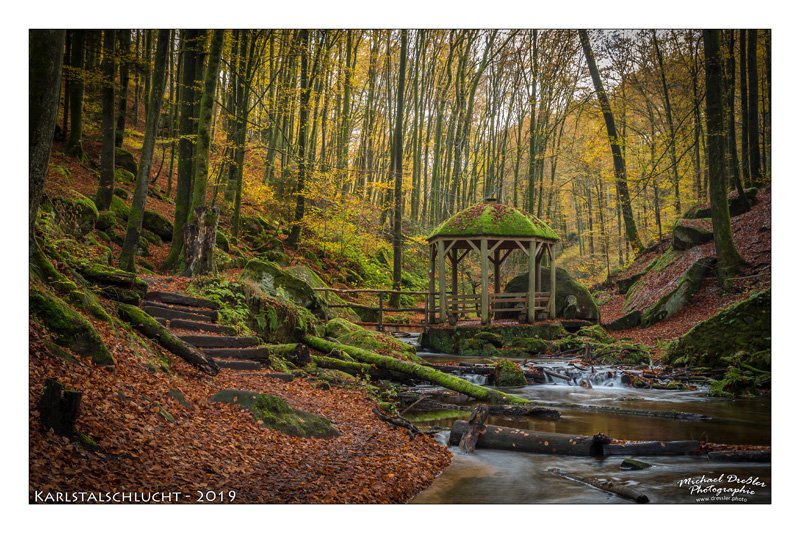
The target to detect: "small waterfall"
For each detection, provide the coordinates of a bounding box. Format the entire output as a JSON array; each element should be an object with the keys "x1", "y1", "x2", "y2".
[
  {"x1": 530, "y1": 362, "x2": 625, "y2": 389},
  {"x1": 461, "y1": 374, "x2": 489, "y2": 386}
]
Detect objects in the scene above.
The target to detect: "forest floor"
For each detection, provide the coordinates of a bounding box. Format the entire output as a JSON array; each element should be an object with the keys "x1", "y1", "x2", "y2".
[{"x1": 599, "y1": 187, "x2": 771, "y2": 349}]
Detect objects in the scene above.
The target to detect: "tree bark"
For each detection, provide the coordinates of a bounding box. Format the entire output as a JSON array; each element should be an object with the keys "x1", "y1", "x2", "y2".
[
  {"x1": 390, "y1": 30, "x2": 408, "y2": 308},
  {"x1": 703, "y1": 29, "x2": 745, "y2": 287},
  {"x1": 183, "y1": 206, "x2": 220, "y2": 277},
  {"x1": 95, "y1": 30, "x2": 117, "y2": 211},
  {"x1": 65, "y1": 29, "x2": 86, "y2": 160},
  {"x1": 115, "y1": 30, "x2": 131, "y2": 147},
  {"x1": 119, "y1": 30, "x2": 170, "y2": 272},
  {"x1": 579, "y1": 30, "x2": 642, "y2": 254},
  {"x1": 458, "y1": 404, "x2": 489, "y2": 453},
  {"x1": 746, "y1": 29, "x2": 762, "y2": 183},
  {"x1": 450, "y1": 420, "x2": 610, "y2": 456},
  {"x1": 29, "y1": 30, "x2": 66, "y2": 239},
  {"x1": 287, "y1": 29, "x2": 310, "y2": 247}
]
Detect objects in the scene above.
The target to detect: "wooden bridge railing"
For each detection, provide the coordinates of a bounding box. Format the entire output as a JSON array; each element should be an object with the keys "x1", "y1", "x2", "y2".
[{"x1": 311, "y1": 288, "x2": 429, "y2": 332}]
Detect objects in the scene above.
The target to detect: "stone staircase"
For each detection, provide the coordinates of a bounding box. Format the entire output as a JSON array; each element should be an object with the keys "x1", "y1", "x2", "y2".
[{"x1": 142, "y1": 290, "x2": 267, "y2": 371}]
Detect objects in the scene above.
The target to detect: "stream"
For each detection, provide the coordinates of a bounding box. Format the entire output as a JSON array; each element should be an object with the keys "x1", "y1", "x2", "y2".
[{"x1": 396, "y1": 334, "x2": 771, "y2": 504}]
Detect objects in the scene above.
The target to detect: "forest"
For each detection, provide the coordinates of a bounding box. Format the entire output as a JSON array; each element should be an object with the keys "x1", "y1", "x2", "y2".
[{"x1": 28, "y1": 28, "x2": 771, "y2": 506}]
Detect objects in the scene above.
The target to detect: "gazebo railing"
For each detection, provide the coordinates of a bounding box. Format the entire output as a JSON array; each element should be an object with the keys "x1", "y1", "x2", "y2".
[{"x1": 428, "y1": 291, "x2": 552, "y2": 323}]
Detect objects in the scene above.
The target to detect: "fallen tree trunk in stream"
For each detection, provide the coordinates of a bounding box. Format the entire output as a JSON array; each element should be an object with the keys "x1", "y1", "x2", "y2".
[
  {"x1": 449, "y1": 420, "x2": 611, "y2": 456},
  {"x1": 117, "y1": 304, "x2": 219, "y2": 375},
  {"x1": 603, "y1": 440, "x2": 701, "y2": 456},
  {"x1": 707, "y1": 450, "x2": 771, "y2": 462},
  {"x1": 459, "y1": 405, "x2": 489, "y2": 453},
  {"x1": 547, "y1": 468, "x2": 649, "y2": 503},
  {"x1": 305, "y1": 335, "x2": 530, "y2": 405},
  {"x1": 398, "y1": 397, "x2": 561, "y2": 419},
  {"x1": 544, "y1": 402, "x2": 710, "y2": 420}
]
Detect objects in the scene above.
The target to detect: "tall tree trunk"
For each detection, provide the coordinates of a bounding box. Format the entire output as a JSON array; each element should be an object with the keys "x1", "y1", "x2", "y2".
[
  {"x1": 390, "y1": 30, "x2": 408, "y2": 308},
  {"x1": 191, "y1": 29, "x2": 225, "y2": 215},
  {"x1": 65, "y1": 29, "x2": 86, "y2": 161},
  {"x1": 119, "y1": 30, "x2": 170, "y2": 272},
  {"x1": 746, "y1": 29, "x2": 762, "y2": 183},
  {"x1": 703, "y1": 29, "x2": 744, "y2": 287},
  {"x1": 652, "y1": 30, "x2": 681, "y2": 215},
  {"x1": 287, "y1": 29, "x2": 310, "y2": 247},
  {"x1": 95, "y1": 30, "x2": 117, "y2": 211},
  {"x1": 115, "y1": 30, "x2": 131, "y2": 147},
  {"x1": 725, "y1": 31, "x2": 747, "y2": 203},
  {"x1": 579, "y1": 30, "x2": 643, "y2": 254},
  {"x1": 29, "y1": 30, "x2": 66, "y2": 240},
  {"x1": 739, "y1": 29, "x2": 750, "y2": 186},
  {"x1": 164, "y1": 30, "x2": 206, "y2": 270}
]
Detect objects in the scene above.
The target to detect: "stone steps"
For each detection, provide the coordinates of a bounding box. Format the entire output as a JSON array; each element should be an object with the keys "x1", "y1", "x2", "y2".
[
  {"x1": 177, "y1": 335, "x2": 261, "y2": 348},
  {"x1": 141, "y1": 289, "x2": 269, "y2": 372}
]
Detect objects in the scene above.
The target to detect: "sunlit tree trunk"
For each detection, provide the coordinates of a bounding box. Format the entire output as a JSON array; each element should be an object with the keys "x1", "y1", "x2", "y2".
[
  {"x1": 287, "y1": 29, "x2": 310, "y2": 247},
  {"x1": 390, "y1": 30, "x2": 408, "y2": 307}
]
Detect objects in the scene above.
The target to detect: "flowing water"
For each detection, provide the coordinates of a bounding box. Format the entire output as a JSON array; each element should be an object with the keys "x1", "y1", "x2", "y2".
[{"x1": 398, "y1": 336, "x2": 771, "y2": 504}]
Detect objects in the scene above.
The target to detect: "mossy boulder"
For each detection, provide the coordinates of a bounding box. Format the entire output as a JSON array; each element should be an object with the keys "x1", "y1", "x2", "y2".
[
  {"x1": 30, "y1": 289, "x2": 114, "y2": 366},
  {"x1": 286, "y1": 265, "x2": 360, "y2": 321},
  {"x1": 109, "y1": 195, "x2": 130, "y2": 221},
  {"x1": 324, "y1": 318, "x2": 420, "y2": 362},
  {"x1": 461, "y1": 338, "x2": 499, "y2": 357},
  {"x1": 114, "y1": 147, "x2": 138, "y2": 175},
  {"x1": 494, "y1": 359, "x2": 527, "y2": 387},
  {"x1": 421, "y1": 323, "x2": 565, "y2": 355},
  {"x1": 672, "y1": 220, "x2": 713, "y2": 251},
  {"x1": 211, "y1": 389, "x2": 339, "y2": 438},
  {"x1": 114, "y1": 167, "x2": 135, "y2": 184},
  {"x1": 593, "y1": 341, "x2": 651, "y2": 365},
  {"x1": 708, "y1": 351, "x2": 771, "y2": 397},
  {"x1": 216, "y1": 230, "x2": 230, "y2": 253},
  {"x1": 95, "y1": 211, "x2": 116, "y2": 231},
  {"x1": 605, "y1": 310, "x2": 642, "y2": 331},
  {"x1": 576, "y1": 324, "x2": 613, "y2": 344},
  {"x1": 242, "y1": 259, "x2": 328, "y2": 317},
  {"x1": 640, "y1": 256, "x2": 716, "y2": 326},
  {"x1": 684, "y1": 187, "x2": 758, "y2": 219},
  {"x1": 505, "y1": 267, "x2": 599, "y2": 322},
  {"x1": 142, "y1": 210, "x2": 173, "y2": 242},
  {"x1": 113, "y1": 187, "x2": 129, "y2": 200},
  {"x1": 240, "y1": 215, "x2": 283, "y2": 253},
  {"x1": 474, "y1": 331, "x2": 503, "y2": 348},
  {"x1": 244, "y1": 285, "x2": 319, "y2": 344},
  {"x1": 508, "y1": 337, "x2": 550, "y2": 354},
  {"x1": 52, "y1": 191, "x2": 99, "y2": 237},
  {"x1": 667, "y1": 289, "x2": 771, "y2": 368}
]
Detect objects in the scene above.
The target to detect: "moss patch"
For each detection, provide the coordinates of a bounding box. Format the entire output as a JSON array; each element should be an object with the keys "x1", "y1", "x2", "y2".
[
  {"x1": 211, "y1": 389, "x2": 340, "y2": 438},
  {"x1": 421, "y1": 323, "x2": 565, "y2": 355},
  {"x1": 429, "y1": 202, "x2": 559, "y2": 240},
  {"x1": 493, "y1": 359, "x2": 527, "y2": 386},
  {"x1": 324, "y1": 318, "x2": 420, "y2": 362}
]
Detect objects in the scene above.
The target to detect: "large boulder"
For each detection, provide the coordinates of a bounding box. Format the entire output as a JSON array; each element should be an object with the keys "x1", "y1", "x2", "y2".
[
  {"x1": 240, "y1": 215, "x2": 283, "y2": 253},
  {"x1": 324, "y1": 318, "x2": 420, "y2": 362},
  {"x1": 640, "y1": 256, "x2": 716, "y2": 326},
  {"x1": 504, "y1": 267, "x2": 600, "y2": 323},
  {"x1": 667, "y1": 289, "x2": 770, "y2": 368},
  {"x1": 114, "y1": 147, "x2": 138, "y2": 175},
  {"x1": 684, "y1": 187, "x2": 758, "y2": 219},
  {"x1": 142, "y1": 210, "x2": 173, "y2": 242},
  {"x1": 286, "y1": 265, "x2": 360, "y2": 322},
  {"x1": 672, "y1": 220, "x2": 713, "y2": 251},
  {"x1": 51, "y1": 191, "x2": 98, "y2": 237},
  {"x1": 242, "y1": 259, "x2": 328, "y2": 317}
]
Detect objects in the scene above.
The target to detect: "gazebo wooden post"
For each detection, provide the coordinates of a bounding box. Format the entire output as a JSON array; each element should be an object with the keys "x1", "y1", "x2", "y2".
[
  {"x1": 437, "y1": 239, "x2": 447, "y2": 323},
  {"x1": 527, "y1": 241, "x2": 538, "y2": 323},
  {"x1": 549, "y1": 244, "x2": 557, "y2": 318},
  {"x1": 428, "y1": 244, "x2": 436, "y2": 323},
  {"x1": 450, "y1": 248, "x2": 459, "y2": 318},
  {"x1": 480, "y1": 238, "x2": 489, "y2": 325},
  {"x1": 493, "y1": 246, "x2": 501, "y2": 294}
]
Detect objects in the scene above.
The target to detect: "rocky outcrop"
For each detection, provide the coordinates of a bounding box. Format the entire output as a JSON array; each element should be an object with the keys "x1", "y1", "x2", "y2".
[
  {"x1": 242, "y1": 259, "x2": 328, "y2": 318},
  {"x1": 672, "y1": 220, "x2": 713, "y2": 251},
  {"x1": 640, "y1": 256, "x2": 716, "y2": 326},
  {"x1": 504, "y1": 267, "x2": 599, "y2": 322},
  {"x1": 114, "y1": 147, "x2": 138, "y2": 175}
]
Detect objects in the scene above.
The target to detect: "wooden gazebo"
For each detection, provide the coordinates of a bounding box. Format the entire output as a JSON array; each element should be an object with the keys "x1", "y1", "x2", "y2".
[{"x1": 427, "y1": 198, "x2": 560, "y2": 325}]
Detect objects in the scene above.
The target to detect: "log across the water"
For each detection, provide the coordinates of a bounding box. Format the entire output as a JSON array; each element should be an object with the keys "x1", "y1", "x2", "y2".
[
  {"x1": 548, "y1": 468, "x2": 649, "y2": 503},
  {"x1": 604, "y1": 440, "x2": 701, "y2": 456},
  {"x1": 449, "y1": 420, "x2": 610, "y2": 456}
]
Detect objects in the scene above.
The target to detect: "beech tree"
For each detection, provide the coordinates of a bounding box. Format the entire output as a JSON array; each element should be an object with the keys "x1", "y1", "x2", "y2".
[{"x1": 95, "y1": 30, "x2": 116, "y2": 211}]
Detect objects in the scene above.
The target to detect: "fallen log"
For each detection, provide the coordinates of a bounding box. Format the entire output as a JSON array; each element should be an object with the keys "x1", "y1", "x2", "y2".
[
  {"x1": 373, "y1": 407, "x2": 422, "y2": 439},
  {"x1": 604, "y1": 440, "x2": 700, "y2": 456},
  {"x1": 117, "y1": 304, "x2": 219, "y2": 375},
  {"x1": 449, "y1": 420, "x2": 610, "y2": 456},
  {"x1": 539, "y1": 367, "x2": 575, "y2": 384},
  {"x1": 399, "y1": 397, "x2": 560, "y2": 419},
  {"x1": 546, "y1": 402, "x2": 710, "y2": 421},
  {"x1": 707, "y1": 450, "x2": 771, "y2": 462},
  {"x1": 548, "y1": 468, "x2": 649, "y2": 503},
  {"x1": 425, "y1": 363, "x2": 495, "y2": 376},
  {"x1": 459, "y1": 405, "x2": 489, "y2": 453},
  {"x1": 266, "y1": 343, "x2": 311, "y2": 366},
  {"x1": 305, "y1": 335, "x2": 529, "y2": 405}
]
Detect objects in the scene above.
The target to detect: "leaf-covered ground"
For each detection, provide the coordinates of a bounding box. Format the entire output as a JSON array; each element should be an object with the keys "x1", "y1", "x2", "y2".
[{"x1": 29, "y1": 315, "x2": 451, "y2": 503}]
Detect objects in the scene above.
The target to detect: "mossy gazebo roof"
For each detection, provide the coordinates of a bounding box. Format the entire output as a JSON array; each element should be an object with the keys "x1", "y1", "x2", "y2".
[{"x1": 428, "y1": 201, "x2": 560, "y2": 241}]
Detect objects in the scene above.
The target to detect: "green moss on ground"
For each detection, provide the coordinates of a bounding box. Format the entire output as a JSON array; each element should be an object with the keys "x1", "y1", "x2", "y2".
[
  {"x1": 421, "y1": 323, "x2": 565, "y2": 355},
  {"x1": 242, "y1": 259, "x2": 329, "y2": 317},
  {"x1": 324, "y1": 318, "x2": 420, "y2": 362},
  {"x1": 52, "y1": 191, "x2": 99, "y2": 237},
  {"x1": 594, "y1": 341, "x2": 651, "y2": 365},
  {"x1": 508, "y1": 337, "x2": 551, "y2": 354},
  {"x1": 576, "y1": 324, "x2": 614, "y2": 344},
  {"x1": 211, "y1": 389, "x2": 340, "y2": 438}
]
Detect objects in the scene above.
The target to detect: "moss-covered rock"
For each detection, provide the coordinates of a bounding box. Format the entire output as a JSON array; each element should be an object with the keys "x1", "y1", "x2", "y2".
[
  {"x1": 640, "y1": 256, "x2": 716, "y2": 326},
  {"x1": 95, "y1": 211, "x2": 116, "y2": 231},
  {"x1": 422, "y1": 323, "x2": 565, "y2": 355},
  {"x1": 109, "y1": 194, "x2": 130, "y2": 221},
  {"x1": 244, "y1": 282, "x2": 319, "y2": 343},
  {"x1": 672, "y1": 220, "x2": 713, "y2": 251},
  {"x1": 605, "y1": 310, "x2": 642, "y2": 331},
  {"x1": 113, "y1": 187, "x2": 129, "y2": 200},
  {"x1": 114, "y1": 147, "x2": 138, "y2": 175},
  {"x1": 30, "y1": 289, "x2": 114, "y2": 366},
  {"x1": 593, "y1": 341, "x2": 651, "y2": 365},
  {"x1": 508, "y1": 337, "x2": 551, "y2": 354},
  {"x1": 474, "y1": 331, "x2": 503, "y2": 347},
  {"x1": 461, "y1": 338, "x2": 499, "y2": 357},
  {"x1": 74, "y1": 263, "x2": 149, "y2": 294},
  {"x1": 504, "y1": 267, "x2": 599, "y2": 322},
  {"x1": 286, "y1": 265, "x2": 360, "y2": 322},
  {"x1": 216, "y1": 230, "x2": 230, "y2": 253},
  {"x1": 576, "y1": 324, "x2": 614, "y2": 344},
  {"x1": 242, "y1": 259, "x2": 328, "y2": 317},
  {"x1": 494, "y1": 359, "x2": 527, "y2": 386},
  {"x1": 52, "y1": 191, "x2": 99, "y2": 237},
  {"x1": 142, "y1": 210, "x2": 173, "y2": 242},
  {"x1": 114, "y1": 167, "x2": 135, "y2": 184},
  {"x1": 667, "y1": 289, "x2": 771, "y2": 368},
  {"x1": 324, "y1": 318, "x2": 420, "y2": 362},
  {"x1": 211, "y1": 389, "x2": 340, "y2": 438},
  {"x1": 684, "y1": 187, "x2": 758, "y2": 219},
  {"x1": 708, "y1": 352, "x2": 771, "y2": 398},
  {"x1": 240, "y1": 215, "x2": 283, "y2": 253}
]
